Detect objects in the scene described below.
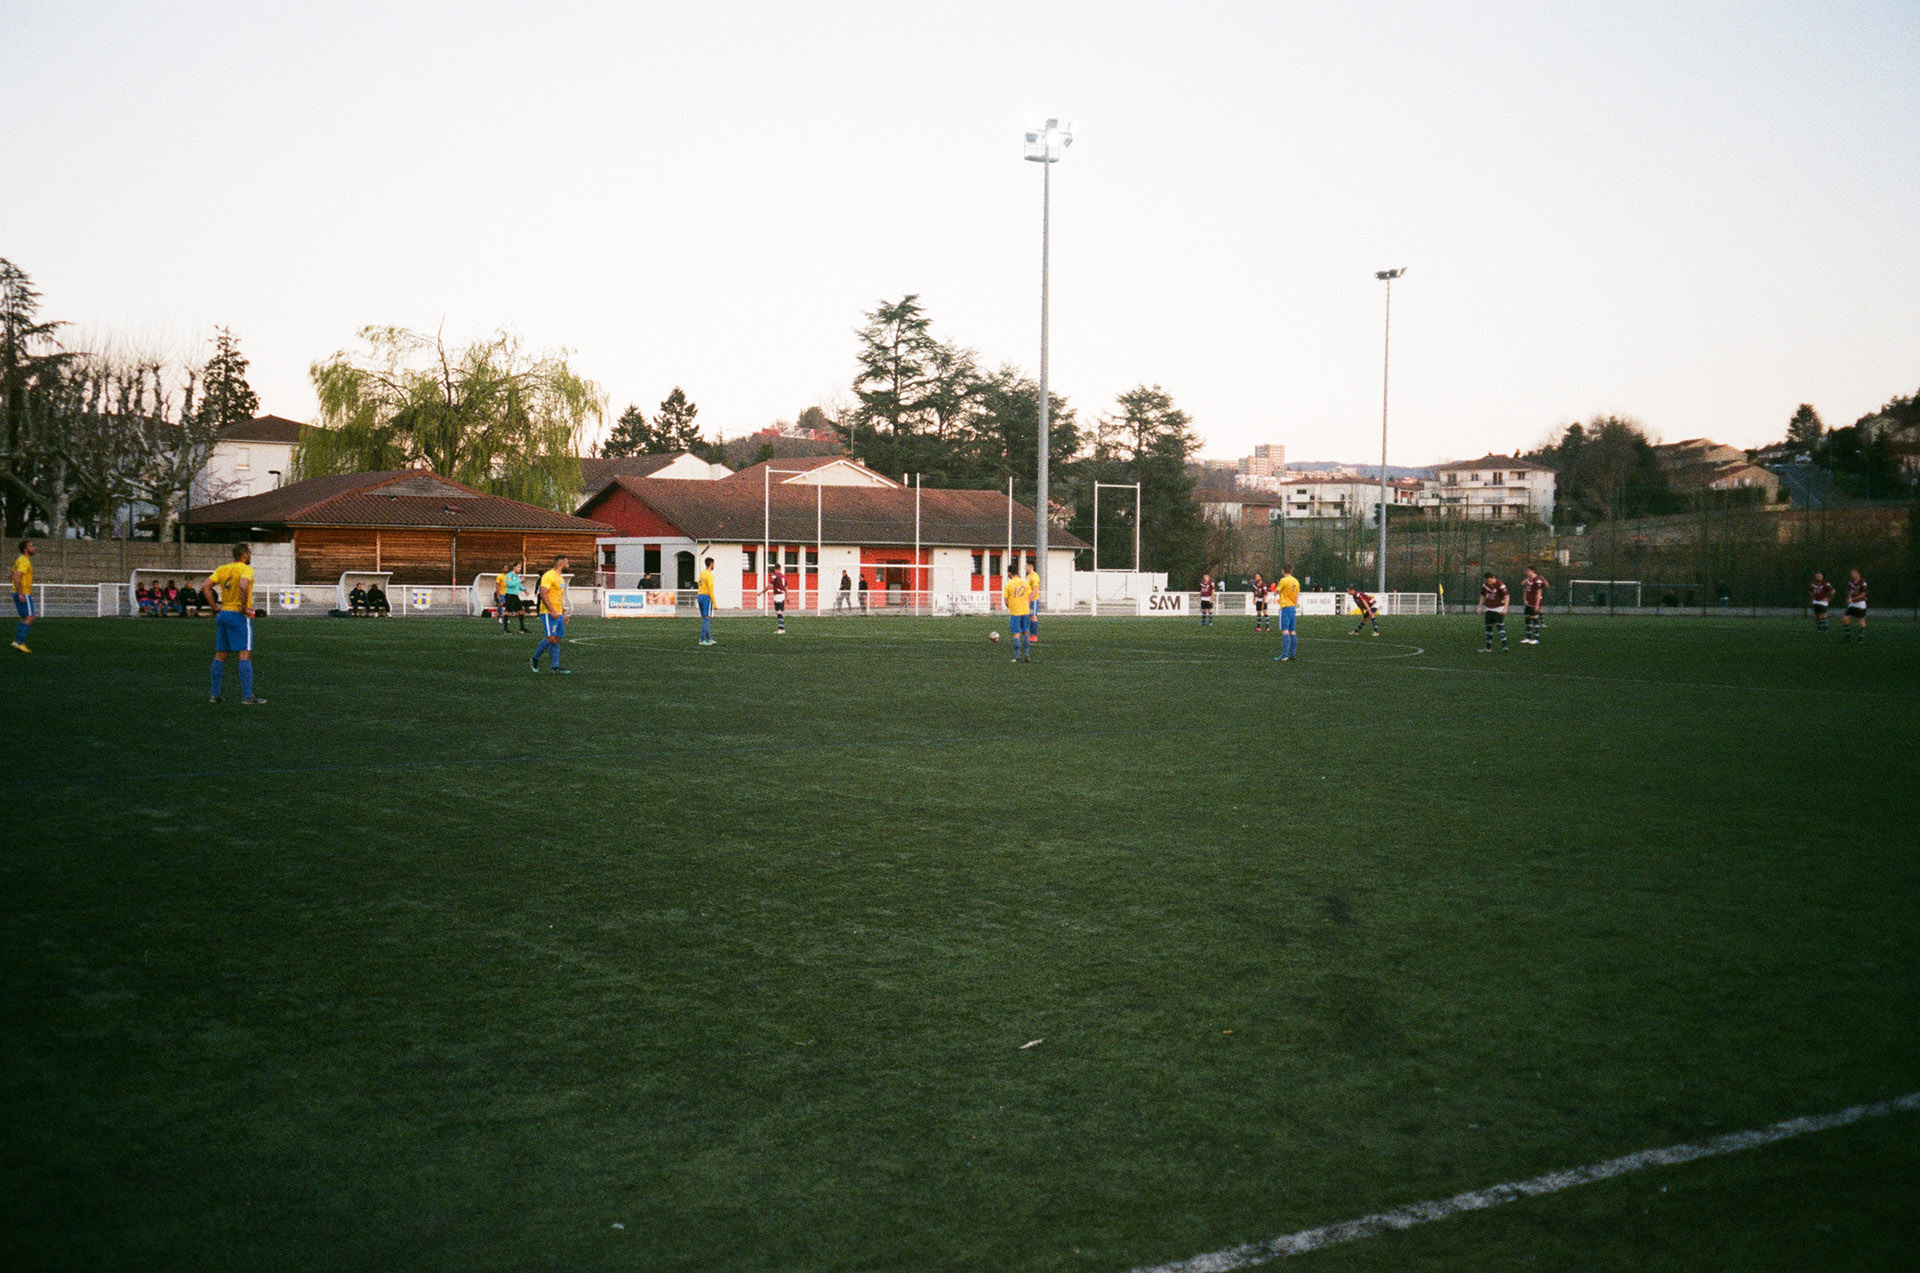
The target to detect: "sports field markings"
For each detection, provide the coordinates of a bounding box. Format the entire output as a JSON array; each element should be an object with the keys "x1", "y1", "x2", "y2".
[{"x1": 1129, "y1": 1090, "x2": 1920, "y2": 1273}]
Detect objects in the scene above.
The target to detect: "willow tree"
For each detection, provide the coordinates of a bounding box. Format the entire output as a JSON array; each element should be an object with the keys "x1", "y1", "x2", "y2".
[{"x1": 298, "y1": 326, "x2": 604, "y2": 511}]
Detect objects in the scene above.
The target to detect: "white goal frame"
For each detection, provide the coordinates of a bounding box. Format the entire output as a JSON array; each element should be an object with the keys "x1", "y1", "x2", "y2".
[{"x1": 1571, "y1": 578, "x2": 1642, "y2": 608}]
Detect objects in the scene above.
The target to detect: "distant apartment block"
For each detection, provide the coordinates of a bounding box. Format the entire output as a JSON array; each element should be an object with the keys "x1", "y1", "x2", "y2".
[
  {"x1": 1426, "y1": 455, "x2": 1556, "y2": 521},
  {"x1": 1237, "y1": 443, "x2": 1287, "y2": 477}
]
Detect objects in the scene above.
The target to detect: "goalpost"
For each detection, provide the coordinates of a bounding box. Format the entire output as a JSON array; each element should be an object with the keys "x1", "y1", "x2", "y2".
[{"x1": 1570, "y1": 578, "x2": 1641, "y2": 610}]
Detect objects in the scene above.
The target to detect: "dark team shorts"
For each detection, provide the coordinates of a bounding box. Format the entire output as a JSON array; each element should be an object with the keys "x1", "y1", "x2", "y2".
[
  {"x1": 13, "y1": 594, "x2": 31, "y2": 619},
  {"x1": 773, "y1": 598, "x2": 785, "y2": 613},
  {"x1": 502, "y1": 594, "x2": 522, "y2": 613},
  {"x1": 214, "y1": 610, "x2": 251, "y2": 652},
  {"x1": 1200, "y1": 598, "x2": 1214, "y2": 611},
  {"x1": 1485, "y1": 609, "x2": 1505, "y2": 627},
  {"x1": 1524, "y1": 605, "x2": 1541, "y2": 619},
  {"x1": 1811, "y1": 602, "x2": 1828, "y2": 615},
  {"x1": 1846, "y1": 603, "x2": 1866, "y2": 617},
  {"x1": 1254, "y1": 599, "x2": 1268, "y2": 613}
]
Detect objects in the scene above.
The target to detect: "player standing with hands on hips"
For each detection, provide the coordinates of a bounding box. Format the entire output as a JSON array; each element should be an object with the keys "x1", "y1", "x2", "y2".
[
  {"x1": 204, "y1": 544, "x2": 264, "y2": 703},
  {"x1": 1273, "y1": 565, "x2": 1301, "y2": 661},
  {"x1": 1480, "y1": 571, "x2": 1510, "y2": 653},
  {"x1": 1809, "y1": 572, "x2": 1834, "y2": 633},
  {"x1": 1521, "y1": 567, "x2": 1549, "y2": 644},
  {"x1": 1197, "y1": 573, "x2": 1216, "y2": 627}
]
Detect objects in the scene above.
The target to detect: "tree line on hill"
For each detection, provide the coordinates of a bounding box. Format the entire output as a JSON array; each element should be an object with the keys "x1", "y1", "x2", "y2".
[
  {"x1": 1777, "y1": 396, "x2": 1914, "y2": 500},
  {"x1": 0, "y1": 259, "x2": 258, "y2": 540}
]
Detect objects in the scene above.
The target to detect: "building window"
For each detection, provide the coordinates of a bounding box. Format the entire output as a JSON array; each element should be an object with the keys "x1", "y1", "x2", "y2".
[
  {"x1": 784, "y1": 548, "x2": 799, "y2": 569},
  {"x1": 742, "y1": 546, "x2": 756, "y2": 574},
  {"x1": 972, "y1": 551, "x2": 984, "y2": 575},
  {"x1": 235, "y1": 446, "x2": 250, "y2": 471},
  {"x1": 1511, "y1": 472, "x2": 1525, "y2": 482},
  {"x1": 805, "y1": 548, "x2": 819, "y2": 568},
  {"x1": 989, "y1": 551, "x2": 1002, "y2": 577}
]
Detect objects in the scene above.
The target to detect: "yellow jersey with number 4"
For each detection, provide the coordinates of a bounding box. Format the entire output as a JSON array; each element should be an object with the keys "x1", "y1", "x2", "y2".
[
  {"x1": 538, "y1": 569, "x2": 566, "y2": 615},
  {"x1": 208, "y1": 562, "x2": 253, "y2": 612},
  {"x1": 1275, "y1": 574, "x2": 1300, "y2": 607}
]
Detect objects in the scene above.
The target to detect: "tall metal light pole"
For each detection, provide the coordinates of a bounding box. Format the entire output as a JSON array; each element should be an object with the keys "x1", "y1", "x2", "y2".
[
  {"x1": 1373, "y1": 267, "x2": 1406, "y2": 598},
  {"x1": 1024, "y1": 118, "x2": 1073, "y2": 612}
]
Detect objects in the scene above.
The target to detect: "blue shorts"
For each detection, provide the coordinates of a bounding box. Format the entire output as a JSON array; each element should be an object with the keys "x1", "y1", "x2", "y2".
[
  {"x1": 1009, "y1": 613, "x2": 1033, "y2": 636},
  {"x1": 13, "y1": 594, "x2": 31, "y2": 619},
  {"x1": 1279, "y1": 605, "x2": 1297, "y2": 629},
  {"x1": 543, "y1": 613, "x2": 566, "y2": 639},
  {"x1": 214, "y1": 610, "x2": 252, "y2": 652}
]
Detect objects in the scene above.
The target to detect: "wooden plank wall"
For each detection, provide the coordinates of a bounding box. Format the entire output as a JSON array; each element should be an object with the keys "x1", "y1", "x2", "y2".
[{"x1": 293, "y1": 528, "x2": 602, "y2": 583}]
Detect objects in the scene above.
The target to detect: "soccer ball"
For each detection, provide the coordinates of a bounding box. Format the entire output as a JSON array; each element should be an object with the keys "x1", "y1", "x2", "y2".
[
  {"x1": 776, "y1": 628, "x2": 787, "y2": 635},
  {"x1": 989, "y1": 630, "x2": 1001, "y2": 643}
]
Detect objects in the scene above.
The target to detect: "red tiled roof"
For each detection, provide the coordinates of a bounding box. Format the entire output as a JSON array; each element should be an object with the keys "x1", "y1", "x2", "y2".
[
  {"x1": 184, "y1": 470, "x2": 613, "y2": 532},
  {"x1": 218, "y1": 414, "x2": 308, "y2": 444},
  {"x1": 581, "y1": 475, "x2": 1088, "y2": 550}
]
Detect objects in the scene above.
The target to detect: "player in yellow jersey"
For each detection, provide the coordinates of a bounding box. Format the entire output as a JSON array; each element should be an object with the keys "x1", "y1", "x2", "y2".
[
  {"x1": 528, "y1": 554, "x2": 572, "y2": 673},
  {"x1": 696, "y1": 556, "x2": 717, "y2": 645},
  {"x1": 1273, "y1": 565, "x2": 1302, "y2": 662},
  {"x1": 1024, "y1": 561, "x2": 1042, "y2": 645},
  {"x1": 11, "y1": 540, "x2": 34, "y2": 653},
  {"x1": 1003, "y1": 567, "x2": 1033, "y2": 662},
  {"x1": 203, "y1": 544, "x2": 264, "y2": 703}
]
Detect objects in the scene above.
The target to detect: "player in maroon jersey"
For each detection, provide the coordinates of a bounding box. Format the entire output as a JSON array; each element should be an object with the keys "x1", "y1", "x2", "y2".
[
  {"x1": 1346, "y1": 586, "x2": 1379, "y2": 636},
  {"x1": 1521, "y1": 567, "x2": 1549, "y2": 644},
  {"x1": 1808, "y1": 572, "x2": 1834, "y2": 633},
  {"x1": 1479, "y1": 571, "x2": 1510, "y2": 652},
  {"x1": 1841, "y1": 569, "x2": 1867, "y2": 642},
  {"x1": 758, "y1": 560, "x2": 788, "y2": 633},
  {"x1": 1250, "y1": 573, "x2": 1269, "y2": 632},
  {"x1": 1198, "y1": 573, "x2": 1216, "y2": 627}
]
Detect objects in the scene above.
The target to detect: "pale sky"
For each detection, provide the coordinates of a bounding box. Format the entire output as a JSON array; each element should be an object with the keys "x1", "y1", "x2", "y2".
[{"x1": 5, "y1": 1, "x2": 1916, "y2": 466}]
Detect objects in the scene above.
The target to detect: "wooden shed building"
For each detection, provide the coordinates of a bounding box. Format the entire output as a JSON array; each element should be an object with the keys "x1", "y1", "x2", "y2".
[{"x1": 182, "y1": 470, "x2": 613, "y2": 584}]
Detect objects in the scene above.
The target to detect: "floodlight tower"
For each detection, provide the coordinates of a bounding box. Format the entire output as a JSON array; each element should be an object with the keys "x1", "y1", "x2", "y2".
[
  {"x1": 1374, "y1": 267, "x2": 1406, "y2": 599},
  {"x1": 1024, "y1": 117, "x2": 1073, "y2": 611}
]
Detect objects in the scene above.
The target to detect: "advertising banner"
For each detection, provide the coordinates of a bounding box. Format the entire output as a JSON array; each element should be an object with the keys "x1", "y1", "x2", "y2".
[
  {"x1": 1139, "y1": 591, "x2": 1190, "y2": 616},
  {"x1": 602, "y1": 590, "x2": 680, "y2": 617}
]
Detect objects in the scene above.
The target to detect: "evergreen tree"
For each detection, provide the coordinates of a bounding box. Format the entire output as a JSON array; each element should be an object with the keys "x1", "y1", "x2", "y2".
[
  {"x1": 602, "y1": 404, "x2": 655, "y2": 457},
  {"x1": 1785, "y1": 403, "x2": 1822, "y2": 451},
  {"x1": 653, "y1": 387, "x2": 702, "y2": 450},
  {"x1": 200, "y1": 327, "x2": 260, "y2": 433}
]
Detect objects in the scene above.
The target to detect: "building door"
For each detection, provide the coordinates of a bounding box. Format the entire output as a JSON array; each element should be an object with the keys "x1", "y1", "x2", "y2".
[{"x1": 676, "y1": 551, "x2": 696, "y2": 590}]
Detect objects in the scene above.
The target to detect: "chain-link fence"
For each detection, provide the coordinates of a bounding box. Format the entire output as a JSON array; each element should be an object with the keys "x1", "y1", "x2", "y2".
[{"x1": 1208, "y1": 498, "x2": 1919, "y2": 615}]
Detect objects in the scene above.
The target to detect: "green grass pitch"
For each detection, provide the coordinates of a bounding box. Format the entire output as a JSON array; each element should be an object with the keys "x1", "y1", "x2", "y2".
[{"x1": 5, "y1": 612, "x2": 1918, "y2": 1271}]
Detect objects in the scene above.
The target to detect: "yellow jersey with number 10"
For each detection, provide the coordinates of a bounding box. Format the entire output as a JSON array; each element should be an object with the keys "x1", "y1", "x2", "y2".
[{"x1": 1003, "y1": 574, "x2": 1032, "y2": 617}]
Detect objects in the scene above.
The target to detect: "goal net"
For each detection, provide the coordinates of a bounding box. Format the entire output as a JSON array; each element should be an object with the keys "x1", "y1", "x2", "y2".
[{"x1": 1570, "y1": 578, "x2": 1642, "y2": 608}]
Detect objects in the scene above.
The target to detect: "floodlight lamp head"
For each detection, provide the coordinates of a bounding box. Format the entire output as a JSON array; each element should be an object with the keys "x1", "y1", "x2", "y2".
[{"x1": 1375, "y1": 267, "x2": 1406, "y2": 281}]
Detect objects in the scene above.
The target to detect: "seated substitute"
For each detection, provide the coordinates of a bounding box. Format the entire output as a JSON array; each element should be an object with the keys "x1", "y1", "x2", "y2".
[
  {"x1": 348, "y1": 584, "x2": 368, "y2": 616},
  {"x1": 367, "y1": 584, "x2": 391, "y2": 615}
]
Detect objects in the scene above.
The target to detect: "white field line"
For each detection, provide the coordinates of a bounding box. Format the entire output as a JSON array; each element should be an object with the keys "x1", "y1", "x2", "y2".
[{"x1": 1131, "y1": 1091, "x2": 1920, "y2": 1273}]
